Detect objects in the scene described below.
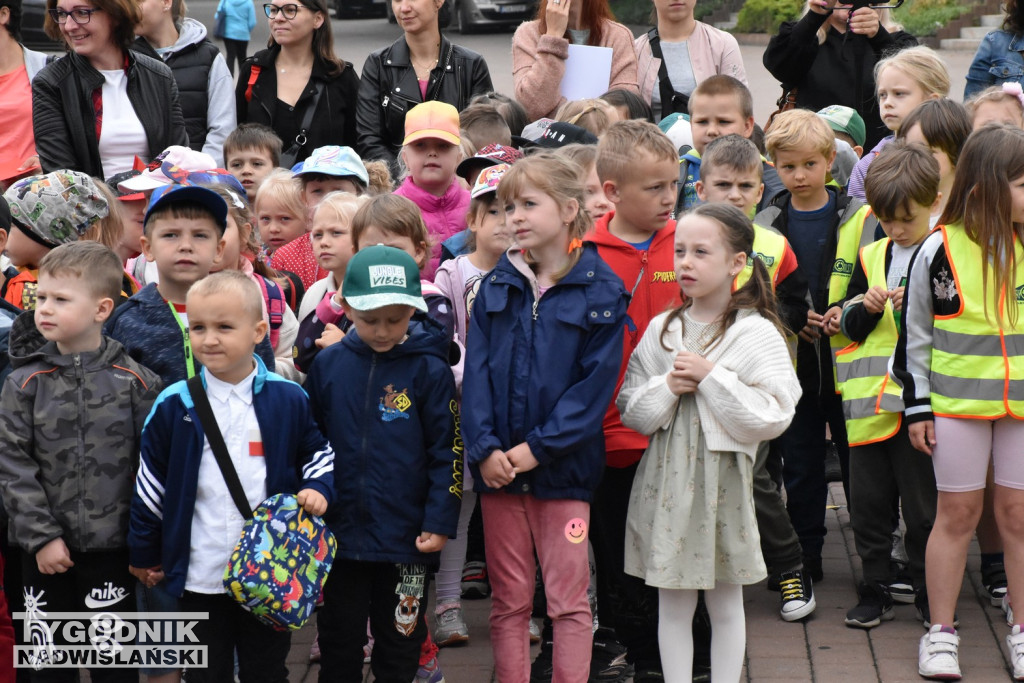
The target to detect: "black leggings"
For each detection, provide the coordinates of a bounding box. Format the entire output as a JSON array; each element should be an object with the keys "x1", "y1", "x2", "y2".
[{"x1": 222, "y1": 38, "x2": 248, "y2": 76}]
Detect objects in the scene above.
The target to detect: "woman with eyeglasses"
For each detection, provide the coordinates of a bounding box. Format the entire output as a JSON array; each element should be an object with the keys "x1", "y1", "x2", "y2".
[
  {"x1": 31, "y1": 0, "x2": 187, "y2": 177},
  {"x1": 355, "y1": 0, "x2": 493, "y2": 170},
  {"x1": 235, "y1": 0, "x2": 359, "y2": 167}
]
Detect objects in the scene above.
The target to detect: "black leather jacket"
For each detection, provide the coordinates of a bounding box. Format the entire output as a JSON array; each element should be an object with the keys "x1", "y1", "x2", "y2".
[
  {"x1": 32, "y1": 50, "x2": 188, "y2": 178},
  {"x1": 356, "y1": 34, "x2": 493, "y2": 168}
]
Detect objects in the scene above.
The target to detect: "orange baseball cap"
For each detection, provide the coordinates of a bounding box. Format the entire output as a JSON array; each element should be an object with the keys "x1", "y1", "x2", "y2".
[{"x1": 403, "y1": 101, "x2": 461, "y2": 146}]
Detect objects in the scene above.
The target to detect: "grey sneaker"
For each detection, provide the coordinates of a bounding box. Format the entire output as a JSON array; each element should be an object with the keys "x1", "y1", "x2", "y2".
[{"x1": 434, "y1": 603, "x2": 469, "y2": 647}]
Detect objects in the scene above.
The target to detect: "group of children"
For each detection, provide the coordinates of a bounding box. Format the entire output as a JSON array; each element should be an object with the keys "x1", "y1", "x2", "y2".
[{"x1": 0, "y1": 36, "x2": 1023, "y2": 683}]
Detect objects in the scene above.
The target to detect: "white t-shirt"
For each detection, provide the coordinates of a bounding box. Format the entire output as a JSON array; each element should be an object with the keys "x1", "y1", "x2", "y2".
[
  {"x1": 887, "y1": 243, "x2": 917, "y2": 291},
  {"x1": 96, "y1": 69, "x2": 148, "y2": 177}
]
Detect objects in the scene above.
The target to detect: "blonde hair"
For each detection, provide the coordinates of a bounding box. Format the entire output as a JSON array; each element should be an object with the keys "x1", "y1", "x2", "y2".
[
  {"x1": 874, "y1": 46, "x2": 951, "y2": 99},
  {"x1": 313, "y1": 191, "x2": 369, "y2": 228},
  {"x1": 596, "y1": 120, "x2": 677, "y2": 184},
  {"x1": 254, "y1": 169, "x2": 307, "y2": 223},
  {"x1": 966, "y1": 85, "x2": 1024, "y2": 123},
  {"x1": 765, "y1": 108, "x2": 836, "y2": 160},
  {"x1": 364, "y1": 160, "x2": 394, "y2": 194},
  {"x1": 81, "y1": 180, "x2": 125, "y2": 253},
  {"x1": 187, "y1": 270, "x2": 264, "y2": 321},
  {"x1": 556, "y1": 99, "x2": 618, "y2": 137},
  {"x1": 804, "y1": 0, "x2": 902, "y2": 44},
  {"x1": 351, "y1": 194, "x2": 431, "y2": 270},
  {"x1": 496, "y1": 153, "x2": 590, "y2": 283}
]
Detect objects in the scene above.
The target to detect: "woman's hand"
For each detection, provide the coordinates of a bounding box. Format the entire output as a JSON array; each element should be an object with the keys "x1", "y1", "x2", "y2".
[
  {"x1": 848, "y1": 7, "x2": 880, "y2": 38},
  {"x1": 809, "y1": 0, "x2": 838, "y2": 16},
  {"x1": 545, "y1": 0, "x2": 570, "y2": 38}
]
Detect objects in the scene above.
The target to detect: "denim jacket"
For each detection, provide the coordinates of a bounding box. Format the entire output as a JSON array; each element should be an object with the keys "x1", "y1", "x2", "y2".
[{"x1": 965, "y1": 29, "x2": 1024, "y2": 100}]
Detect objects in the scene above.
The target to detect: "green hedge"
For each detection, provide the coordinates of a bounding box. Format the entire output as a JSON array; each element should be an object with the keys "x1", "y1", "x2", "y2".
[
  {"x1": 734, "y1": 0, "x2": 801, "y2": 33},
  {"x1": 725, "y1": 0, "x2": 976, "y2": 36}
]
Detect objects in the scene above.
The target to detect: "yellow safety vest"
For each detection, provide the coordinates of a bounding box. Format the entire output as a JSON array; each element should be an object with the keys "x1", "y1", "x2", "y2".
[
  {"x1": 931, "y1": 224, "x2": 1024, "y2": 419},
  {"x1": 735, "y1": 224, "x2": 786, "y2": 290},
  {"x1": 828, "y1": 204, "x2": 876, "y2": 355},
  {"x1": 834, "y1": 239, "x2": 903, "y2": 446}
]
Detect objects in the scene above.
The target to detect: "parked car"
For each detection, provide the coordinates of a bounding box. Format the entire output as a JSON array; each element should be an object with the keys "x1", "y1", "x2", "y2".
[
  {"x1": 386, "y1": 0, "x2": 533, "y2": 32},
  {"x1": 334, "y1": 0, "x2": 387, "y2": 19},
  {"x1": 22, "y1": 0, "x2": 64, "y2": 52}
]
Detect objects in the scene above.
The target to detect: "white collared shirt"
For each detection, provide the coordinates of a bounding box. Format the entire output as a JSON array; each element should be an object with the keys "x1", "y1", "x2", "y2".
[{"x1": 185, "y1": 366, "x2": 267, "y2": 594}]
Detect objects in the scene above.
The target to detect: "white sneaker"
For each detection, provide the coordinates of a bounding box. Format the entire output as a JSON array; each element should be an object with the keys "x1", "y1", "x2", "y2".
[
  {"x1": 529, "y1": 618, "x2": 541, "y2": 644},
  {"x1": 918, "y1": 625, "x2": 961, "y2": 680},
  {"x1": 1006, "y1": 595, "x2": 1015, "y2": 627},
  {"x1": 1009, "y1": 625, "x2": 1024, "y2": 680}
]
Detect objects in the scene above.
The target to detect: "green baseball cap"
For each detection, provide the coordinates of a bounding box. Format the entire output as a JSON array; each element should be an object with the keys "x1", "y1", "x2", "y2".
[
  {"x1": 816, "y1": 105, "x2": 867, "y2": 148},
  {"x1": 342, "y1": 245, "x2": 427, "y2": 312}
]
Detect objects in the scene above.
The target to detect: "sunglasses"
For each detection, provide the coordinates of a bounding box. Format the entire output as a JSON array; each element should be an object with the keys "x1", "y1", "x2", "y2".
[{"x1": 47, "y1": 7, "x2": 102, "y2": 24}]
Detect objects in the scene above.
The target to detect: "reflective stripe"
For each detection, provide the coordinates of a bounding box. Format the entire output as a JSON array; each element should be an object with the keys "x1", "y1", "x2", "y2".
[
  {"x1": 931, "y1": 373, "x2": 1024, "y2": 402},
  {"x1": 835, "y1": 354, "x2": 890, "y2": 384},
  {"x1": 933, "y1": 328, "x2": 1024, "y2": 357},
  {"x1": 843, "y1": 395, "x2": 882, "y2": 420}
]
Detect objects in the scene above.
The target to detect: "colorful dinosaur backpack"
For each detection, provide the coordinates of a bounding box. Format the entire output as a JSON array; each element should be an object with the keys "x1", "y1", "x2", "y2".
[{"x1": 223, "y1": 493, "x2": 336, "y2": 631}]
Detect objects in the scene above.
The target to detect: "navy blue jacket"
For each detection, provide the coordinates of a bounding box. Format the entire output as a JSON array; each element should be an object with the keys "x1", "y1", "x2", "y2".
[
  {"x1": 305, "y1": 317, "x2": 461, "y2": 565},
  {"x1": 462, "y1": 244, "x2": 629, "y2": 502},
  {"x1": 105, "y1": 283, "x2": 275, "y2": 385},
  {"x1": 127, "y1": 357, "x2": 336, "y2": 598}
]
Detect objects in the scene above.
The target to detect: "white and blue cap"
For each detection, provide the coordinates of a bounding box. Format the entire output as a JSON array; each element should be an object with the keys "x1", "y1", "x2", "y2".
[{"x1": 295, "y1": 146, "x2": 369, "y2": 186}]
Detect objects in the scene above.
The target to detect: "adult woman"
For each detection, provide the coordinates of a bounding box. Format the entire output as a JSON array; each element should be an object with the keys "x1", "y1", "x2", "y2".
[
  {"x1": 135, "y1": 0, "x2": 236, "y2": 164},
  {"x1": 965, "y1": 0, "x2": 1024, "y2": 99},
  {"x1": 236, "y1": 0, "x2": 360, "y2": 167},
  {"x1": 512, "y1": 0, "x2": 638, "y2": 121},
  {"x1": 32, "y1": 0, "x2": 187, "y2": 177},
  {"x1": 763, "y1": 0, "x2": 916, "y2": 151},
  {"x1": 0, "y1": 0, "x2": 49, "y2": 175},
  {"x1": 634, "y1": 0, "x2": 746, "y2": 121},
  {"x1": 356, "y1": 0, "x2": 492, "y2": 169}
]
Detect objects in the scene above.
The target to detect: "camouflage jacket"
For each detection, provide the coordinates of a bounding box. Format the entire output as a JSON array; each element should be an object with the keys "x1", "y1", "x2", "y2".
[{"x1": 0, "y1": 313, "x2": 160, "y2": 554}]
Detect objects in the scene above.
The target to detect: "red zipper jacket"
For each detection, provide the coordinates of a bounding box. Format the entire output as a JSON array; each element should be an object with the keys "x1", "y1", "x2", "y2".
[{"x1": 587, "y1": 212, "x2": 682, "y2": 466}]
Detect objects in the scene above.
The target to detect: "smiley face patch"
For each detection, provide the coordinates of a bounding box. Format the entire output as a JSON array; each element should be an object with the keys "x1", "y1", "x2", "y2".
[{"x1": 565, "y1": 518, "x2": 587, "y2": 544}]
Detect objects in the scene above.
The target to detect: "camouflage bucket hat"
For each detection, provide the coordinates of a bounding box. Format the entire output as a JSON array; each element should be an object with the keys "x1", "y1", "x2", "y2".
[{"x1": 3, "y1": 170, "x2": 109, "y2": 247}]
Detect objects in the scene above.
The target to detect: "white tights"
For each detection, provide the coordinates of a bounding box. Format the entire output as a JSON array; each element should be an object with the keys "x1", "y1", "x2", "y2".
[{"x1": 658, "y1": 583, "x2": 745, "y2": 682}]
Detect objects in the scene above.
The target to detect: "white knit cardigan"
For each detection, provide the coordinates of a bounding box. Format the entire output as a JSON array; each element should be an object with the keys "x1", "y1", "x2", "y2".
[{"x1": 616, "y1": 308, "x2": 802, "y2": 462}]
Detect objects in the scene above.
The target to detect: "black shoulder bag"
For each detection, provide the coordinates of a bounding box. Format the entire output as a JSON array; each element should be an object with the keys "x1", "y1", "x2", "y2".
[
  {"x1": 647, "y1": 28, "x2": 690, "y2": 121},
  {"x1": 186, "y1": 375, "x2": 252, "y2": 519}
]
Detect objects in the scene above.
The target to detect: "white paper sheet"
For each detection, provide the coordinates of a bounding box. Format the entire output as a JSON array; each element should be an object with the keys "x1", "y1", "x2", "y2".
[{"x1": 559, "y1": 44, "x2": 613, "y2": 101}]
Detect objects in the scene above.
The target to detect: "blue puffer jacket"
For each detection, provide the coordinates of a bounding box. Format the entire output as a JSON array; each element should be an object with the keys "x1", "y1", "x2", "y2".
[
  {"x1": 105, "y1": 283, "x2": 275, "y2": 386},
  {"x1": 305, "y1": 317, "x2": 461, "y2": 565},
  {"x1": 462, "y1": 244, "x2": 629, "y2": 502},
  {"x1": 965, "y1": 30, "x2": 1024, "y2": 99}
]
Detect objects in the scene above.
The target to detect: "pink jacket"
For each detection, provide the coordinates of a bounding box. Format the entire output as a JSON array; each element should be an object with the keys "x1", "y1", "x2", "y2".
[
  {"x1": 512, "y1": 19, "x2": 640, "y2": 121},
  {"x1": 634, "y1": 22, "x2": 747, "y2": 107},
  {"x1": 394, "y1": 176, "x2": 470, "y2": 281}
]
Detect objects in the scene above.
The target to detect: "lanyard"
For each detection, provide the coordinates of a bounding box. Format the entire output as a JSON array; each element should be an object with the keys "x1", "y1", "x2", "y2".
[{"x1": 167, "y1": 300, "x2": 196, "y2": 379}]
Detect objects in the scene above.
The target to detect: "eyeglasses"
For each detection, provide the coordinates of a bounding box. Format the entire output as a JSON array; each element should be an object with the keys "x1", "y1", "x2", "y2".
[
  {"x1": 47, "y1": 7, "x2": 102, "y2": 24},
  {"x1": 263, "y1": 3, "x2": 305, "y2": 18}
]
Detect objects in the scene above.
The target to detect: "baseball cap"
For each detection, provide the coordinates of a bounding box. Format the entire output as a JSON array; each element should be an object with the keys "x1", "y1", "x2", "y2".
[
  {"x1": 144, "y1": 184, "x2": 228, "y2": 233},
  {"x1": 534, "y1": 122, "x2": 598, "y2": 149},
  {"x1": 4, "y1": 171, "x2": 108, "y2": 247},
  {"x1": 403, "y1": 101, "x2": 461, "y2": 146},
  {"x1": 456, "y1": 144, "x2": 523, "y2": 184},
  {"x1": 471, "y1": 163, "x2": 510, "y2": 199},
  {"x1": 817, "y1": 105, "x2": 867, "y2": 149},
  {"x1": 105, "y1": 170, "x2": 147, "y2": 202},
  {"x1": 119, "y1": 146, "x2": 218, "y2": 192},
  {"x1": 515, "y1": 118, "x2": 555, "y2": 146},
  {"x1": 659, "y1": 112, "x2": 694, "y2": 153},
  {"x1": 342, "y1": 245, "x2": 428, "y2": 313},
  {"x1": 296, "y1": 145, "x2": 369, "y2": 186}
]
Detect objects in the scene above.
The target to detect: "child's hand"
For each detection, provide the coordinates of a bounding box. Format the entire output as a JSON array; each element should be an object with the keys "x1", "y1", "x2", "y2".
[
  {"x1": 129, "y1": 565, "x2": 165, "y2": 588},
  {"x1": 909, "y1": 420, "x2": 936, "y2": 456},
  {"x1": 863, "y1": 286, "x2": 888, "y2": 314},
  {"x1": 315, "y1": 323, "x2": 345, "y2": 349},
  {"x1": 415, "y1": 531, "x2": 448, "y2": 553},
  {"x1": 36, "y1": 538, "x2": 73, "y2": 575},
  {"x1": 506, "y1": 443, "x2": 539, "y2": 474},
  {"x1": 673, "y1": 351, "x2": 713, "y2": 383},
  {"x1": 480, "y1": 449, "x2": 515, "y2": 489},
  {"x1": 821, "y1": 307, "x2": 842, "y2": 336},
  {"x1": 799, "y1": 311, "x2": 823, "y2": 342},
  {"x1": 667, "y1": 372, "x2": 698, "y2": 395},
  {"x1": 297, "y1": 488, "x2": 328, "y2": 516},
  {"x1": 889, "y1": 286, "x2": 905, "y2": 312}
]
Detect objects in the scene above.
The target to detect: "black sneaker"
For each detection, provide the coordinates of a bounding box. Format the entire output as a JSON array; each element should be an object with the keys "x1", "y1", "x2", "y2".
[
  {"x1": 589, "y1": 628, "x2": 633, "y2": 682},
  {"x1": 825, "y1": 440, "x2": 843, "y2": 483},
  {"x1": 845, "y1": 581, "x2": 895, "y2": 629},
  {"x1": 803, "y1": 555, "x2": 824, "y2": 583},
  {"x1": 461, "y1": 560, "x2": 490, "y2": 600},
  {"x1": 779, "y1": 569, "x2": 816, "y2": 622},
  {"x1": 530, "y1": 639, "x2": 553, "y2": 683},
  {"x1": 889, "y1": 563, "x2": 915, "y2": 605},
  {"x1": 633, "y1": 669, "x2": 664, "y2": 683},
  {"x1": 915, "y1": 587, "x2": 959, "y2": 629},
  {"x1": 982, "y1": 561, "x2": 1008, "y2": 608}
]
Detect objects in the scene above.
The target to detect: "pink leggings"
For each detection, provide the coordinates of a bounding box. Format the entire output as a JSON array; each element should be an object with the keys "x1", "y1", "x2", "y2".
[
  {"x1": 481, "y1": 492, "x2": 592, "y2": 683},
  {"x1": 932, "y1": 416, "x2": 1024, "y2": 492}
]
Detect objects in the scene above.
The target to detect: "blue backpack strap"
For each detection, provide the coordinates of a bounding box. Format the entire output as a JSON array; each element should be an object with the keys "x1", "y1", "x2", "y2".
[{"x1": 257, "y1": 276, "x2": 285, "y2": 349}]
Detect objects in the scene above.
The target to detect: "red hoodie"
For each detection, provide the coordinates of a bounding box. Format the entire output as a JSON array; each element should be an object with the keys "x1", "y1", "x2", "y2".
[{"x1": 587, "y1": 212, "x2": 682, "y2": 466}]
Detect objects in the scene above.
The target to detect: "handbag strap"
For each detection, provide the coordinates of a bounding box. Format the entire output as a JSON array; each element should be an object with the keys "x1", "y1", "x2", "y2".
[
  {"x1": 187, "y1": 375, "x2": 252, "y2": 519},
  {"x1": 647, "y1": 28, "x2": 687, "y2": 120},
  {"x1": 283, "y1": 80, "x2": 325, "y2": 159},
  {"x1": 426, "y1": 40, "x2": 454, "y2": 102}
]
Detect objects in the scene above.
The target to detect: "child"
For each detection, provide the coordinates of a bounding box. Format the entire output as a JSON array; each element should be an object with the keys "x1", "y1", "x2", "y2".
[
  {"x1": 891, "y1": 124, "x2": 1024, "y2": 680},
  {"x1": 305, "y1": 245, "x2": 461, "y2": 682},
  {"x1": 106, "y1": 183, "x2": 275, "y2": 385},
  {"x1": 678, "y1": 75, "x2": 785, "y2": 214},
  {"x1": 821, "y1": 141, "x2": 939, "y2": 629},
  {"x1": 257, "y1": 169, "x2": 308, "y2": 259},
  {"x1": 966, "y1": 83, "x2": 1024, "y2": 129},
  {"x1": 896, "y1": 98, "x2": 972, "y2": 224},
  {"x1": 105, "y1": 169, "x2": 149, "y2": 263},
  {"x1": 225, "y1": 122, "x2": 282, "y2": 202},
  {"x1": 558, "y1": 144, "x2": 612, "y2": 223},
  {"x1": 394, "y1": 101, "x2": 471, "y2": 281},
  {"x1": 617, "y1": 202, "x2": 801, "y2": 681},
  {"x1": 2, "y1": 170, "x2": 109, "y2": 310},
  {"x1": 128, "y1": 270, "x2": 334, "y2": 682},
  {"x1": 754, "y1": 108, "x2": 878, "y2": 582},
  {"x1": 462, "y1": 153, "x2": 629, "y2": 683},
  {"x1": 816, "y1": 105, "x2": 866, "y2": 187},
  {"x1": 847, "y1": 46, "x2": 950, "y2": 200},
  {"x1": 0, "y1": 241, "x2": 160, "y2": 680},
  {"x1": 556, "y1": 98, "x2": 619, "y2": 137},
  {"x1": 695, "y1": 133, "x2": 816, "y2": 622},
  {"x1": 459, "y1": 103, "x2": 514, "y2": 150}
]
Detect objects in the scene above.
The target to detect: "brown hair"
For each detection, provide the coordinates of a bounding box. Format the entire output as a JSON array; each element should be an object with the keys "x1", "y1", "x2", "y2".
[
  {"x1": 364, "y1": 160, "x2": 394, "y2": 194},
  {"x1": 765, "y1": 108, "x2": 836, "y2": 160},
  {"x1": 937, "y1": 124, "x2": 1024, "y2": 326},
  {"x1": 45, "y1": 0, "x2": 141, "y2": 50},
  {"x1": 266, "y1": 0, "x2": 345, "y2": 77},
  {"x1": 896, "y1": 98, "x2": 972, "y2": 167},
  {"x1": 187, "y1": 270, "x2": 264, "y2": 321},
  {"x1": 470, "y1": 91, "x2": 530, "y2": 137},
  {"x1": 39, "y1": 240, "x2": 123, "y2": 302},
  {"x1": 688, "y1": 75, "x2": 754, "y2": 121},
  {"x1": 697, "y1": 134, "x2": 762, "y2": 181},
  {"x1": 351, "y1": 194, "x2": 430, "y2": 270},
  {"x1": 864, "y1": 141, "x2": 939, "y2": 221},
  {"x1": 81, "y1": 180, "x2": 125, "y2": 253},
  {"x1": 534, "y1": 0, "x2": 615, "y2": 45},
  {"x1": 204, "y1": 184, "x2": 282, "y2": 281},
  {"x1": 1006, "y1": 0, "x2": 1024, "y2": 34},
  {"x1": 460, "y1": 104, "x2": 512, "y2": 149},
  {"x1": 224, "y1": 123, "x2": 284, "y2": 167},
  {"x1": 596, "y1": 119, "x2": 677, "y2": 184},
  {"x1": 661, "y1": 203, "x2": 784, "y2": 351}
]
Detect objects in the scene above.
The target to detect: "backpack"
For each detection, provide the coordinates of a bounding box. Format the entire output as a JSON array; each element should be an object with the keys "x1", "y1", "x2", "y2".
[
  {"x1": 223, "y1": 493, "x2": 336, "y2": 631},
  {"x1": 255, "y1": 275, "x2": 285, "y2": 348}
]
